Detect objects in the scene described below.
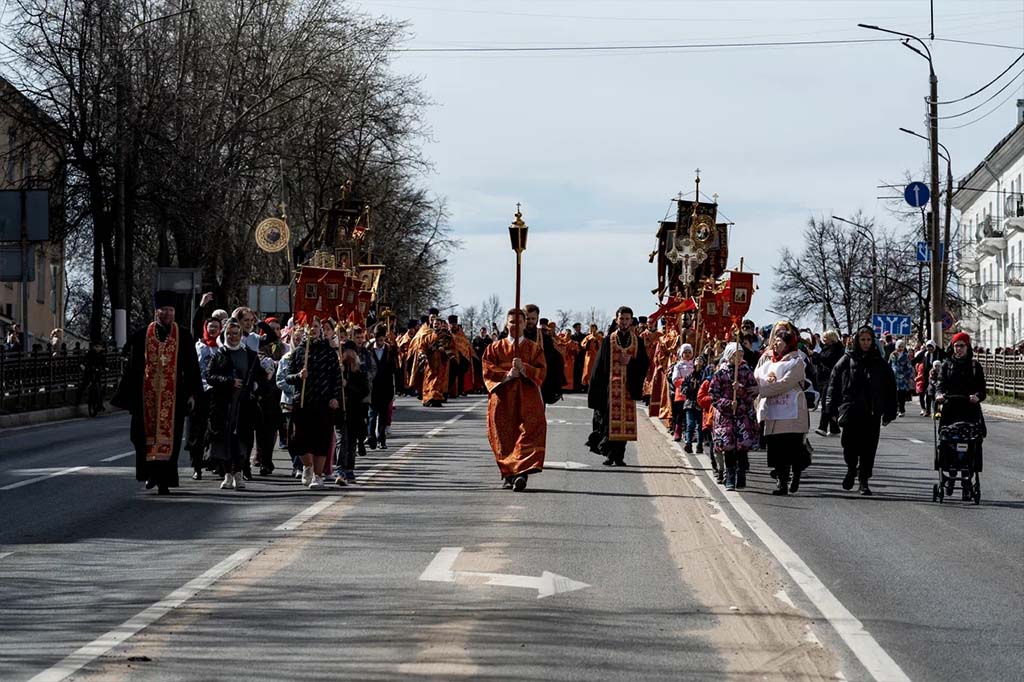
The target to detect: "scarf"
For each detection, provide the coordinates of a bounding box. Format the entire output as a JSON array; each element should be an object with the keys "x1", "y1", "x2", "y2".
[{"x1": 202, "y1": 326, "x2": 220, "y2": 348}]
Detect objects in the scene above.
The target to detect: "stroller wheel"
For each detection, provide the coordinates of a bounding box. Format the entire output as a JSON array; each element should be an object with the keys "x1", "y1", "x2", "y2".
[{"x1": 973, "y1": 479, "x2": 981, "y2": 505}]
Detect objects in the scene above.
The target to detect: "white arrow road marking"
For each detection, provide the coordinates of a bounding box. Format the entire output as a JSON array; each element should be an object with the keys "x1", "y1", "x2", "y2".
[
  {"x1": 0, "y1": 466, "x2": 88, "y2": 491},
  {"x1": 419, "y1": 547, "x2": 589, "y2": 599},
  {"x1": 0, "y1": 551, "x2": 13, "y2": 560},
  {"x1": 906, "y1": 438, "x2": 926, "y2": 445},
  {"x1": 544, "y1": 461, "x2": 591, "y2": 470}
]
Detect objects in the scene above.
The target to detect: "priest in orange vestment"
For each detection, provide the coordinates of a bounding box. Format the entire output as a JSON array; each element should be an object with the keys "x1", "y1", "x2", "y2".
[
  {"x1": 580, "y1": 324, "x2": 602, "y2": 390},
  {"x1": 482, "y1": 308, "x2": 547, "y2": 492}
]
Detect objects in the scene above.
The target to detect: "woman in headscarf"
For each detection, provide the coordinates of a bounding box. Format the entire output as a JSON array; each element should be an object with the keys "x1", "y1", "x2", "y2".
[
  {"x1": 826, "y1": 325, "x2": 897, "y2": 496},
  {"x1": 709, "y1": 342, "x2": 759, "y2": 490},
  {"x1": 888, "y1": 339, "x2": 914, "y2": 417},
  {"x1": 755, "y1": 321, "x2": 811, "y2": 495},
  {"x1": 186, "y1": 317, "x2": 221, "y2": 480},
  {"x1": 934, "y1": 332, "x2": 987, "y2": 498}
]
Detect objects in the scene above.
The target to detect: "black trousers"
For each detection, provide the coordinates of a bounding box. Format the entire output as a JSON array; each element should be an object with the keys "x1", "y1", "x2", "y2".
[
  {"x1": 841, "y1": 416, "x2": 881, "y2": 482},
  {"x1": 766, "y1": 432, "x2": 804, "y2": 480}
]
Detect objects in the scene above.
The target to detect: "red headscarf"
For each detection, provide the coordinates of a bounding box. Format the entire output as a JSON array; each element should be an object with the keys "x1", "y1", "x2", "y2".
[{"x1": 201, "y1": 320, "x2": 220, "y2": 348}]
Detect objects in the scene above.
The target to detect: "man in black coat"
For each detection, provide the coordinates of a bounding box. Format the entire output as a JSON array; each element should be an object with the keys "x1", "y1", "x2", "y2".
[
  {"x1": 587, "y1": 307, "x2": 650, "y2": 466},
  {"x1": 523, "y1": 304, "x2": 565, "y2": 404},
  {"x1": 113, "y1": 291, "x2": 202, "y2": 494},
  {"x1": 368, "y1": 324, "x2": 397, "y2": 449}
]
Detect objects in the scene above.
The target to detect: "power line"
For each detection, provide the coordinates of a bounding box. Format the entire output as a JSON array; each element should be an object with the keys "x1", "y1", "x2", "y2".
[
  {"x1": 941, "y1": 86, "x2": 1024, "y2": 130},
  {"x1": 935, "y1": 51, "x2": 1024, "y2": 104},
  {"x1": 934, "y1": 37, "x2": 1023, "y2": 50},
  {"x1": 933, "y1": 67, "x2": 1024, "y2": 119},
  {"x1": 396, "y1": 37, "x2": 899, "y2": 53}
]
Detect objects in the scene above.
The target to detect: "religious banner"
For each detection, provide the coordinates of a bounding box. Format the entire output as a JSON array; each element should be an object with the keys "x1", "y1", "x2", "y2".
[
  {"x1": 357, "y1": 264, "x2": 385, "y2": 298},
  {"x1": 293, "y1": 266, "x2": 331, "y2": 324}
]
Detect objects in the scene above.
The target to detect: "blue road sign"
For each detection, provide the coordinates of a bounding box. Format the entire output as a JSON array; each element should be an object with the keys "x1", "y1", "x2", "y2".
[
  {"x1": 916, "y1": 241, "x2": 945, "y2": 262},
  {"x1": 872, "y1": 314, "x2": 912, "y2": 337},
  {"x1": 941, "y1": 310, "x2": 956, "y2": 332},
  {"x1": 904, "y1": 182, "x2": 930, "y2": 208}
]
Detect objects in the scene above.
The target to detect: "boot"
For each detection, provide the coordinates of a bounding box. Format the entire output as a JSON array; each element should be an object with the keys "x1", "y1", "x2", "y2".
[
  {"x1": 789, "y1": 468, "x2": 801, "y2": 493},
  {"x1": 724, "y1": 465, "x2": 736, "y2": 491},
  {"x1": 673, "y1": 424, "x2": 682, "y2": 442},
  {"x1": 735, "y1": 466, "x2": 747, "y2": 489},
  {"x1": 772, "y1": 474, "x2": 789, "y2": 495}
]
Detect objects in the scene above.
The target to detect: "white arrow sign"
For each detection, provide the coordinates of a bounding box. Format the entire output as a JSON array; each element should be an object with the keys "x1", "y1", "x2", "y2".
[
  {"x1": 419, "y1": 547, "x2": 589, "y2": 599},
  {"x1": 544, "y1": 461, "x2": 591, "y2": 470}
]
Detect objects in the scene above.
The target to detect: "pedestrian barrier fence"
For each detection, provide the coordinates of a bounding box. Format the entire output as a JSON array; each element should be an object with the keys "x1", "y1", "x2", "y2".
[
  {"x1": 976, "y1": 353, "x2": 1024, "y2": 400},
  {"x1": 0, "y1": 349, "x2": 126, "y2": 414}
]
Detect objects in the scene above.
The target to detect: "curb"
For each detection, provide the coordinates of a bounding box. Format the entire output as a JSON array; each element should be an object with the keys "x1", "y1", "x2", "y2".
[
  {"x1": 0, "y1": 405, "x2": 124, "y2": 431},
  {"x1": 983, "y1": 402, "x2": 1024, "y2": 422}
]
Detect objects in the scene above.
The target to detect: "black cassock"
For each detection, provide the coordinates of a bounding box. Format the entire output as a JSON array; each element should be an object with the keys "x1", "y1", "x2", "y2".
[
  {"x1": 115, "y1": 322, "x2": 202, "y2": 488},
  {"x1": 586, "y1": 326, "x2": 649, "y2": 462}
]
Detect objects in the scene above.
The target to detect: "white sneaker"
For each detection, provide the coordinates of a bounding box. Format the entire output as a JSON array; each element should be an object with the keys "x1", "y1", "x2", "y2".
[
  {"x1": 301, "y1": 466, "x2": 313, "y2": 486},
  {"x1": 233, "y1": 473, "x2": 245, "y2": 490},
  {"x1": 308, "y1": 474, "x2": 325, "y2": 490},
  {"x1": 220, "y1": 473, "x2": 233, "y2": 490}
]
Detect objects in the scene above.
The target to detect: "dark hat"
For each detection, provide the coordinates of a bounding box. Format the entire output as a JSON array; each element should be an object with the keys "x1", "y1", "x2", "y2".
[
  {"x1": 427, "y1": 307, "x2": 440, "y2": 316},
  {"x1": 341, "y1": 340, "x2": 358, "y2": 351},
  {"x1": 448, "y1": 314, "x2": 459, "y2": 324},
  {"x1": 638, "y1": 316, "x2": 648, "y2": 323},
  {"x1": 154, "y1": 290, "x2": 177, "y2": 309}
]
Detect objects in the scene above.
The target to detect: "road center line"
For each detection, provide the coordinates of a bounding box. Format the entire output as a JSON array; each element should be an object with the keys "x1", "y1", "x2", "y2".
[
  {"x1": 274, "y1": 403, "x2": 480, "y2": 532},
  {"x1": 0, "y1": 466, "x2": 88, "y2": 491},
  {"x1": 100, "y1": 451, "x2": 135, "y2": 462},
  {"x1": 28, "y1": 548, "x2": 258, "y2": 682},
  {"x1": 649, "y1": 416, "x2": 911, "y2": 682},
  {"x1": 906, "y1": 438, "x2": 926, "y2": 445}
]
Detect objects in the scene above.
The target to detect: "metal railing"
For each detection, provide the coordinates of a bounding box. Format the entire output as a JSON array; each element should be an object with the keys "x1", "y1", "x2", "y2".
[
  {"x1": 1005, "y1": 192, "x2": 1024, "y2": 219},
  {"x1": 972, "y1": 283, "x2": 1006, "y2": 304},
  {"x1": 1006, "y1": 264, "x2": 1024, "y2": 286},
  {"x1": 0, "y1": 349, "x2": 127, "y2": 414},
  {"x1": 976, "y1": 352, "x2": 1024, "y2": 400}
]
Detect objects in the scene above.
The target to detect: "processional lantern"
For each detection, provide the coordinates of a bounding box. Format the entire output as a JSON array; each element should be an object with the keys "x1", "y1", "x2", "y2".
[{"x1": 509, "y1": 203, "x2": 528, "y2": 254}]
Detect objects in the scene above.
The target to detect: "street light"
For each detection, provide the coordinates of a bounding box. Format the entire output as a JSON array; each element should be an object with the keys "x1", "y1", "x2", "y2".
[
  {"x1": 899, "y1": 126, "x2": 953, "y2": 293},
  {"x1": 859, "y1": 22, "x2": 943, "y2": 344},
  {"x1": 832, "y1": 215, "x2": 877, "y2": 323}
]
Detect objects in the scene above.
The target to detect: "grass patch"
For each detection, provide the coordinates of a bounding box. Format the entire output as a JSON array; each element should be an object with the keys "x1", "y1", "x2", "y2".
[{"x1": 986, "y1": 393, "x2": 1024, "y2": 409}]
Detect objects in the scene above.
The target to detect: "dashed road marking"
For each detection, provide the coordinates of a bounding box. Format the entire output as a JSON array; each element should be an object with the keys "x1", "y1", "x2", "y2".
[
  {"x1": 0, "y1": 466, "x2": 88, "y2": 491},
  {"x1": 27, "y1": 548, "x2": 257, "y2": 682},
  {"x1": 100, "y1": 451, "x2": 135, "y2": 462}
]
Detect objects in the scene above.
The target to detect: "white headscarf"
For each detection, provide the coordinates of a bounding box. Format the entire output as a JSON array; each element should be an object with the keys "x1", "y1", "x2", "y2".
[
  {"x1": 720, "y1": 342, "x2": 741, "y2": 367},
  {"x1": 678, "y1": 343, "x2": 694, "y2": 359}
]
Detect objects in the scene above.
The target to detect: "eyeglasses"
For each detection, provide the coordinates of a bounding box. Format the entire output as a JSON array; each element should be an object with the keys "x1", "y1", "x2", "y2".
[{"x1": 953, "y1": 343, "x2": 967, "y2": 349}]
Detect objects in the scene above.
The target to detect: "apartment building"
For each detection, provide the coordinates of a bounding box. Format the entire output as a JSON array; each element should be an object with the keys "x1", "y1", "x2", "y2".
[
  {"x1": 0, "y1": 77, "x2": 66, "y2": 350},
  {"x1": 951, "y1": 101, "x2": 1024, "y2": 351}
]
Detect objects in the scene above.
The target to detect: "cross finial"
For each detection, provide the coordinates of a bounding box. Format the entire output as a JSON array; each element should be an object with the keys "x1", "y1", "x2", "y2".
[
  {"x1": 676, "y1": 191, "x2": 684, "y2": 201},
  {"x1": 516, "y1": 202, "x2": 521, "y2": 212},
  {"x1": 712, "y1": 193, "x2": 719, "y2": 204}
]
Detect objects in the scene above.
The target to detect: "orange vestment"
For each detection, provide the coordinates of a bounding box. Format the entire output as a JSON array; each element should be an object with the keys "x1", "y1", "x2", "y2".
[
  {"x1": 580, "y1": 333, "x2": 602, "y2": 387},
  {"x1": 558, "y1": 333, "x2": 580, "y2": 391},
  {"x1": 412, "y1": 329, "x2": 450, "y2": 404},
  {"x1": 482, "y1": 338, "x2": 548, "y2": 478}
]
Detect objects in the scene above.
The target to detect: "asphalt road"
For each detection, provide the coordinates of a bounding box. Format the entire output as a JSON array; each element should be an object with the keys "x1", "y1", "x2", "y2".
[{"x1": 0, "y1": 395, "x2": 1019, "y2": 681}]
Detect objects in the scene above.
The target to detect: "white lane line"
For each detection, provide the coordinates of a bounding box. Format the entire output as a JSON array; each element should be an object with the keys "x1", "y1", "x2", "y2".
[
  {"x1": 649, "y1": 416, "x2": 911, "y2": 682},
  {"x1": 906, "y1": 438, "x2": 926, "y2": 445},
  {"x1": 275, "y1": 403, "x2": 481, "y2": 532},
  {"x1": 0, "y1": 551, "x2": 13, "y2": 560},
  {"x1": 28, "y1": 548, "x2": 257, "y2": 682},
  {"x1": 100, "y1": 451, "x2": 134, "y2": 462},
  {"x1": 0, "y1": 466, "x2": 88, "y2": 491}
]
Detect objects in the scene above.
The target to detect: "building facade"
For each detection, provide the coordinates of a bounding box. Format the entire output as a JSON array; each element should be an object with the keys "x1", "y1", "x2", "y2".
[
  {"x1": 0, "y1": 77, "x2": 66, "y2": 351},
  {"x1": 951, "y1": 102, "x2": 1024, "y2": 351}
]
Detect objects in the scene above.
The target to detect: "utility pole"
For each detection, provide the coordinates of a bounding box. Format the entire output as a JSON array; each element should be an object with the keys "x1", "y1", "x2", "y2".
[
  {"x1": 928, "y1": 68, "x2": 943, "y2": 346},
  {"x1": 832, "y1": 215, "x2": 877, "y2": 323}
]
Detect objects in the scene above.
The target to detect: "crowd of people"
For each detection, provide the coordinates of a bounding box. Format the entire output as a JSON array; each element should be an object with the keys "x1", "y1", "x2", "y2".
[{"x1": 106, "y1": 289, "x2": 989, "y2": 501}]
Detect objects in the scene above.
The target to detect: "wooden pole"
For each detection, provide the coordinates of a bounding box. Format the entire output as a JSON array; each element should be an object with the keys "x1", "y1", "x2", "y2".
[
  {"x1": 514, "y1": 250, "x2": 522, "y2": 358},
  {"x1": 300, "y1": 324, "x2": 312, "y2": 408}
]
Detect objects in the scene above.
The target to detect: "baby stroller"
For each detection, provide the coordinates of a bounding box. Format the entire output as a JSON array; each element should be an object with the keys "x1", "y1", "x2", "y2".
[{"x1": 932, "y1": 395, "x2": 983, "y2": 505}]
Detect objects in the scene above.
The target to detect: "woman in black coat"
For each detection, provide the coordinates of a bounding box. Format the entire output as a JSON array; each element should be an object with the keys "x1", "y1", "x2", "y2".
[{"x1": 826, "y1": 325, "x2": 897, "y2": 496}]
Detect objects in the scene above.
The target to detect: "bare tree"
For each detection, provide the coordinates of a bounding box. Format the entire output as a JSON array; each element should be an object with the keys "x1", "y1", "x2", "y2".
[
  {"x1": 459, "y1": 305, "x2": 479, "y2": 335},
  {"x1": 555, "y1": 309, "x2": 574, "y2": 329},
  {"x1": 480, "y1": 294, "x2": 503, "y2": 329}
]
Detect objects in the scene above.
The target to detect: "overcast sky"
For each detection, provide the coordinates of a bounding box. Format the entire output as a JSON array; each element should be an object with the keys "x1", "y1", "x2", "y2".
[{"x1": 347, "y1": 0, "x2": 1024, "y2": 327}]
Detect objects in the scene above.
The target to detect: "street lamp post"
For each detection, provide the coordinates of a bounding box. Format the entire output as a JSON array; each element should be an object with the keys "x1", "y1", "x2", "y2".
[
  {"x1": 899, "y1": 127, "x2": 953, "y2": 294},
  {"x1": 832, "y1": 215, "x2": 877, "y2": 323},
  {"x1": 859, "y1": 23, "x2": 943, "y2": 344}
]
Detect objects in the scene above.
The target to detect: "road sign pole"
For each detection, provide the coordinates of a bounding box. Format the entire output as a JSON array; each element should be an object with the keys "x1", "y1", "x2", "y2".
[{"x1": 929, "y1": 70, "x2": 943, "y2": 345}]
